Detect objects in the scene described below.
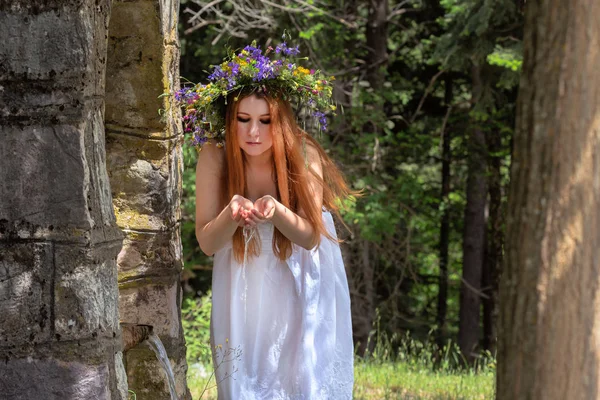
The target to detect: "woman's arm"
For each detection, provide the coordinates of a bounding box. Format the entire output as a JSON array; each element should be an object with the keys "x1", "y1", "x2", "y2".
[
  {"x1": 194, "y1": 143, "x2": 253, "y2": 256},
  {"x1": 251, "y1": 144, "x2": 323, "y2": 250},
  {"x1": 272, "y1": 199, "x2": 318, "y2": 250}
]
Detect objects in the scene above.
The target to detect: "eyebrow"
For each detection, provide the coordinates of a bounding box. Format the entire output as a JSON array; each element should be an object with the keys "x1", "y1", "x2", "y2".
[{"x1": 237, "y1": 112, "x2": 271, "y2": 117}]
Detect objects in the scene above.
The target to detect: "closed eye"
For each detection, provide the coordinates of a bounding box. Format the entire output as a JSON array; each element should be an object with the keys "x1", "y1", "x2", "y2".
[
  {"x1": 260, "y1": 119, "x2": 271, "y2": 125},
  {"x1": 237, "y1": 117, "x2": 250, "y2": 123}
]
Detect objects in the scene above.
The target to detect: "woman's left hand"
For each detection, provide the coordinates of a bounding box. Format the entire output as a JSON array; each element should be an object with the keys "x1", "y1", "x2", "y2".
[{"x1": 245, "y1": 195, "x2": 277, "y2": 225}]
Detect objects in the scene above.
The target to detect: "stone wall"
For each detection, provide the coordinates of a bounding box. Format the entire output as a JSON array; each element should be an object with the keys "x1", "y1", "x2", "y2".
[
  {"x1": 105, "y1": 0, "x2": 189, "y2": 398},
  {"x1": 0, "y1": 1, "x2": 127, "y2": 399}
]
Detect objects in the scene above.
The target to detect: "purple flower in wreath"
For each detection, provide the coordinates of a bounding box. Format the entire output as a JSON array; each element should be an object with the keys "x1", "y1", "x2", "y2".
[
  {"x1": 276, "y1": 42, "x2": 300, "y2": 57},
  {"x1": 174, "y1": 88, "x2": 186, "y2": 102},
  {"x1": 242, "y1": 45, "x2": 262, "y2": 58},
  {"x1": 254, "y1": 56, "x2": 277, "y2": 81},
  {"x1": 285, "y1": 45, "x2": 300, "y2": 56},
  {"x1": 208, "y1": 65, "x2": 228, "y2": 81},
  {"x1": 228, "y1": 62, "x2": 241, "y2": 77},
  {"x1": 313, "y1": 111, "x2": 328, "y2": 131},
  {"x1": 226, "y1": 78, "x2": 237, "y2": 90},
  {"x1": 192, "y1": 134, "x2": 208, "y2": 147},
  {"x1": 275, "y1": 42, "x2": 287, "y2": 54}
]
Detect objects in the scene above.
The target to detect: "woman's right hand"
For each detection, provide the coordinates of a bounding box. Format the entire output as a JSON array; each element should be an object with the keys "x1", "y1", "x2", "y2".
[{"x1": 229, "y1": 195, "x2": 254, "y2": 227}]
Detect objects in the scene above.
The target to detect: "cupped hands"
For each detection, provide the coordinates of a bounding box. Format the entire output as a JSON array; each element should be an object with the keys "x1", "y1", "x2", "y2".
[{"x1": 229, "y1": 194, "x2": 277, "y2": 227}]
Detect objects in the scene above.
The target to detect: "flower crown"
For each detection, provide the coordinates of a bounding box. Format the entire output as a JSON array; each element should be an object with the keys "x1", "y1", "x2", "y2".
[{"x1": 174, "y1": 39, "x2": 336, "y2": 152}]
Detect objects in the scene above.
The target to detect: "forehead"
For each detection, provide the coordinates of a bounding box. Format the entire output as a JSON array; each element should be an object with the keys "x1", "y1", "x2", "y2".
[{"x1": 238, "y1": 95, "x2": 270, "y2": 114}]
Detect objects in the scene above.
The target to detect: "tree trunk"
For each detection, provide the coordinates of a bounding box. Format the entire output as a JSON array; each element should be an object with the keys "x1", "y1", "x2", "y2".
[
  {"x1": 458, "y1": 65, "x2": 487, "y2": 363},
  {"x1": 497, "y1": 0, "x2": 600, "y2": 398},
  {"x1": 437, "y1": 77, "x2": 452, "y2": 348},
  {"x1": 347, "y1": 0, "x2": 388, "y2": 357},
  {"x1": 366, "y1": 0, "x2": 389, "y2": 90},
  {"x1": 349, "y1": 236, "x2": 376, "y2": 356},
  {"x1": 482, "y1": 128, "x2": 503, "y2": 352}
]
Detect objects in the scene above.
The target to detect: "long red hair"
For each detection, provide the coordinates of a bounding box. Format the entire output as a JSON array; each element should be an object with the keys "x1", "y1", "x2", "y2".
[{"x1": 222, "y1": 93, "x2": 352, "y2": 262}]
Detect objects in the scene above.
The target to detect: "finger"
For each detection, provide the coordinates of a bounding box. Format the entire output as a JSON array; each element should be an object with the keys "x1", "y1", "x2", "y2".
[
  {"x1": 251, "y1": 208, "x2": 266, "y2": 220},
  {"x1": 231, "y1": 203, "x2": 241, "y2": 219},
  {"x1": 247, "y1": 213, "x2": 264, "y2": 224},
  {"x1": 263, "y1": 205, "x2": 274, "y2": 218}
]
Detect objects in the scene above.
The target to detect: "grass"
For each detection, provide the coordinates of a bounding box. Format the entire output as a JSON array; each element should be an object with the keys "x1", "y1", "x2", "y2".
[
  {"x1": 186, "y1": 358, "x2": 494, "y2": 400},
  {"x1": 352, "y1": 361, "x2": 494, "y2": 399},
  {"x1": 182, "y1": 296, "x2": 494, "y2": 399}
]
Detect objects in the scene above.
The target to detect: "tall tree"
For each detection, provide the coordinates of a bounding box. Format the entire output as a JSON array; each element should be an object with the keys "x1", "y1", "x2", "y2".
[
  {"x1": 482, "y1": 124, "x2": 504, "y2": 352},
  {"x1": 353, "y1": 0, "x2": 389, "y2": 356},
  {"x1": 431, "y1": 0, "x2": 522, "y2": 362},
  {"x1": 437, "y1": 77, "x2": 453, "y2": 347},
  {"x1": 458, "y1": 64, "x2": 487, "y2": 362},
  {"x1": 497, "y1": 0, "x2": 600, "y2": 398}
]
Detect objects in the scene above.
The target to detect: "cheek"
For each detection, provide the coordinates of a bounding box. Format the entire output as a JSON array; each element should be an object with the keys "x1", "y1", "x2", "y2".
[
  {"x1": 263, "y1": 126, "x2": 273, "y2": 143},
  {"x1": 237, "y1": 123, "x2": 246, "y2": 138}
]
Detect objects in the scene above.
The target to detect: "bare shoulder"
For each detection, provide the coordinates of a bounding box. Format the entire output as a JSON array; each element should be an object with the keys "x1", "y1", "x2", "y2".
[
  {"x1": 196, "y1": 142, "x2": 225, "y2": 174},
  {"x1": 195, "y1": 142, "x2": 225, "y2": 226},
  {"x1": 303, "y1": 140, "x2": 323, "y2": 176}
]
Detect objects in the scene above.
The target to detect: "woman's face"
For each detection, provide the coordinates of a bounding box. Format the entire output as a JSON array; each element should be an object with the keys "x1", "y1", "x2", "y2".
[{"x1": 236, "y1": 95, "x2": 273, "y2": 157}]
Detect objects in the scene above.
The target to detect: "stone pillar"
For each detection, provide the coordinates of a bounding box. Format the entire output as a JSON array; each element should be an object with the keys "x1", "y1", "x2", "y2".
[
  {"x1": 0, "y1": 1, "x2": 127, "y2": 399},
  {"x1": 105, "y1": 0, "x2": 189, "y2": 399}
]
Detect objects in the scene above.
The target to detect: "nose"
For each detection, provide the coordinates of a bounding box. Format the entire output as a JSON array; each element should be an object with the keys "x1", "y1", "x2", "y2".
[{"x1": 248, "y1": 121, "x2": 260, "y2": 139}]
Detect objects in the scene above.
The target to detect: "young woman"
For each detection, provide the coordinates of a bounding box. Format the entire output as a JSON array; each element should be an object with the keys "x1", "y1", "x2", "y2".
[{"x1": 183, "y1": 41, "x2": 354, "y2": 399}]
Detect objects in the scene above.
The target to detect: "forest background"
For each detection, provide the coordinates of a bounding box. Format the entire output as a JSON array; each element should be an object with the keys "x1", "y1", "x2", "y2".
[{"x1": 177, "y1": 0, "x2": 524, "y2": 370}]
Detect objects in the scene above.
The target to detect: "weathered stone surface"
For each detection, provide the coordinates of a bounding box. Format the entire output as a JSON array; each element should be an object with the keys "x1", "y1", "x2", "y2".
[
  {"x1": 0, "y1": 6, "x2": 89, "y2": 79},
  {"x1": 0, "y1": 242, "x2": 53, "y2": 348},
  {"x1": 0, "y1": 1, "x2": 109, "y2": 124},
  {"x1": 106, "y1": 0, "x2": 188, "y2": 397},
  {"x1": 106, "y1": 0, "x2": 170, "y2": 135},
  {"x1": 0, "y1": 0, "x2": 126, "y2": 398},
  {"x1": 0, "y1": 357, "x2": 111, "y2": 400},
  {"x1": 54, "y1": 243, "x2": 121, "y2": 341},
  {"x1": 119, "y1": 281, "x2": 182, "y2": 338},
  {"x1": 0, "y1": 121, "x2": 125, "y2": 243},
  {"x1": 115, "y1": 351, "x2": 129, "y2": 399},
  {"x1": 118, "y1": 227, "x2": 183, "y2": 281},
  {"x1": 125, "y1": 344, "x2": 189, "y2": 400},
  {"x1": 0, "y1": 124, "x2": 92, "y2": 232},
  {"x1": 106, "y1": 133, "x2": 181, "y2": 230},
  {"x1": 86, "y1": 108, "x2": 122, "y2": 233}
]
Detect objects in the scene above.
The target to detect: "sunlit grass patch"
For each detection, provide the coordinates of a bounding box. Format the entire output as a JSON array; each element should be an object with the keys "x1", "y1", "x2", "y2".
[
  {"x1": 353, "y1": 361, "x2": 494, "y2": 399},
  {"x1": 187, "y1": 360, "x2": 494, "y2": 400}
]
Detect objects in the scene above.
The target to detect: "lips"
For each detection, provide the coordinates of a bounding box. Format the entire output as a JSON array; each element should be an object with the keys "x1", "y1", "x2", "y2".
[{"x1": 246, "y1": 142, "x2": 261, "y2": 145}]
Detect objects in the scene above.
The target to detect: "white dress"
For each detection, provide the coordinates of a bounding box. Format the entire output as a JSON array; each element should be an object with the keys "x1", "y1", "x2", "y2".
[{"x1": 210, "y1": 211, "x2": 354, "y2": 400}]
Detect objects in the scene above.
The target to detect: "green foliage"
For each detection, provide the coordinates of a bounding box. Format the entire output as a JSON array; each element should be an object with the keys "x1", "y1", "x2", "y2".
[
  {"x1": 178, "y1": 0, "x2": 522, "y2": 363},
  {"x1": 487, "y1": 44, "x2": 522, "y2": 72},
  {"x1": 487, "y1": 43, "x2": 523, "y2": 90},
  {"x1": 181, "y1": 142, "x2": 213, "y2": 292},
  {"x1": 182, "y1": 291, "x2": 213, "y2": 365},
  {"x1": 299, "y1": 22, "x2": 324, "y2": 40}
]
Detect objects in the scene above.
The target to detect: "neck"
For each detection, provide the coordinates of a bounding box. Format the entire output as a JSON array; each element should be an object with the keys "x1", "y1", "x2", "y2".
[{"x1": 244, "y1": 148, "x2": 273, "y2": 170}]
